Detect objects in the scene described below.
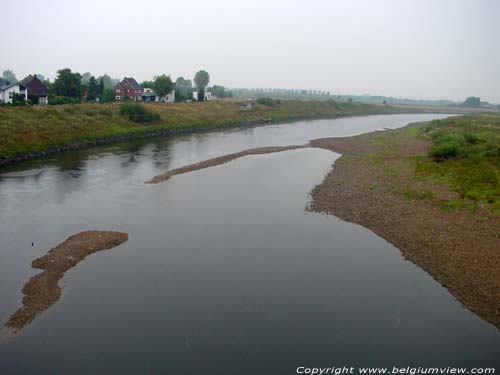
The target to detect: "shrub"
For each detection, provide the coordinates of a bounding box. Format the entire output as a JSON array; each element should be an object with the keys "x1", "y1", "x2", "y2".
[
  {"x1": 430, "y1": 132, "x2": 465, "y2": 159},
  {"x1": 430, "y1": 141, "x2": 463, "y2": 159},
  {"x1": 49, "y1": 96, "x2": 81, "y2": 105},
  {"x1": 256, "y1": 97, "x2": 276, "y2": 106},
  {"x1": 119, "y1": 102, "x2": 160, "y2": 123}
]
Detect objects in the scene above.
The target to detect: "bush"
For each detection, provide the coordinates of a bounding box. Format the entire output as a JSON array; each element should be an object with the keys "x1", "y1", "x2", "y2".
[
  {"x1": 430, "y1": 132, "x2": 465, "y2": 159},
  {"x1": 119, "y1": 102, "x2": 160, "y2": 123},
  {"x1": 49, "y1": 96, "x2": 81, "y2": 105},
  {"x1": 256, "y1": 97, "x2": 276, "y2": 106},
  {"x1": 430, "y1": 141, "x2": 463, "y2": 159}
]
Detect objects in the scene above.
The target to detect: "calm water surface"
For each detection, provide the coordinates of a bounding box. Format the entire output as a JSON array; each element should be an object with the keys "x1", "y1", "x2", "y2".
[{"x1": 0, "y1": 114, "x2": 499, "y2": 373}]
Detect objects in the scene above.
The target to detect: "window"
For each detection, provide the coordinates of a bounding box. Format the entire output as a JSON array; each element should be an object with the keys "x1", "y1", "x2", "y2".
[
  {"x1": 9, "y1": 91, "x2": 14, "y2": 98},
  {"x1": 115, "y1": 95, "x2": 121, "y2": 100}
]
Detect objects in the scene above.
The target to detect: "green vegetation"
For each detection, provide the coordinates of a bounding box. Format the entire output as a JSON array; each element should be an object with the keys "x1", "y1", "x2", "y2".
[
  {"x1": 119, "y1": 103, "x2": 160, "y2": 123},
  {"x1": 417, "y1": 115, "x2": 500, "y2": 212},
  {"x1": 256, "y1": 97, "x2": 277, "y2": 106},
  {"x1": 461, "y1": 96, "x2": 481, "y2": 108},
  {"x1": 0, "y1": 100, "x2": 416, "y2": 159}
]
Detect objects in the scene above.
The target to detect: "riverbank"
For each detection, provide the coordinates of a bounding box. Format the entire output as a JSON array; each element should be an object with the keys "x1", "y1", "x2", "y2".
[
  {"x1": 146, "y1": 114, "x2": 500, "y2": 327},
  {"x1": 0, "y1": 100, "x2": 422, "y2": 167},
  {"x1": 308, "y1": 117, "x2": 500, "y2": 328}
]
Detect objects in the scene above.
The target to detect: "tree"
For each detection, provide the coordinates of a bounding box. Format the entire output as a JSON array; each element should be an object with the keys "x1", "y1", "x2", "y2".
[
  {"x1": 175, "y1": 77, "x2": 193, "y2": 100},
  {"x1": 461, "y1": 96, "x2": 480, "y2": 107},
  {"x1": 81, "y1": 72, "x2": 92, "y2": 85},
  {"x1": 96, "y1": 74, "x2": 117, "y2": 90},
  {"x1": 97, "y1": 78, "x2": 104, "y2": 98},
  {"x1": 101, "y1": 88, "x2": 115, "y2": 103},
  {"x1": 197, "y1": 87, "x2": 205, "y2": 102},
  {"x1": 152, "y1": 74, "x2": 173, "y2": 98},
  {"x1": 52, "y1": 68, "x2": 83, "y2": 98},
  {"x1": 194, "y1": 70, "x2": 210, "y2": 90},
  {"x1": 87, "y1": 76, "x2": 98, "y2": 101},
  {"x1": 211, "y1": 85, "x2": 228, "y2": 98},
  {"x1": 2, "y1": 69, "x2": 17, "y2": 84}
]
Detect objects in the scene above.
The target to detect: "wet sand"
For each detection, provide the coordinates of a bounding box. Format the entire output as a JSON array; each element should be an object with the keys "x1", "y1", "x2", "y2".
[{"x1": 4, "y1": 231, "x2": 128, "y2": 332}]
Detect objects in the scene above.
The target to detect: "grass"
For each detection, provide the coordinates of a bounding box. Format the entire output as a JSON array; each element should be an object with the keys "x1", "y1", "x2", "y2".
[
  {"x1": 0, "y1": 99, "x2": 415, "y2": 158},
  {"x1": 416, "y1": 114, "x2": 500, "y2": 213}
]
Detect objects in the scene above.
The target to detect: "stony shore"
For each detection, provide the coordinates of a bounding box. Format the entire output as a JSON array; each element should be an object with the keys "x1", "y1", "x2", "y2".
[{"x1": 4, "y1": 231, "x2": 128, "y2": 332}]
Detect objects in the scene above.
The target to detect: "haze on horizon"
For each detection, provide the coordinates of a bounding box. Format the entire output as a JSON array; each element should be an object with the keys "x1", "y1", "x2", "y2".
[{"x1": 2, "y1": 0, "x2": 500, "y2": 103}]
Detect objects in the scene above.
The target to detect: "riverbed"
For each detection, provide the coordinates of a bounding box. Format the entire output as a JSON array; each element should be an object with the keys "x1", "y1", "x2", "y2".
[{"x1": 1, "y1": 114, "x2": 499, "y2": 373}]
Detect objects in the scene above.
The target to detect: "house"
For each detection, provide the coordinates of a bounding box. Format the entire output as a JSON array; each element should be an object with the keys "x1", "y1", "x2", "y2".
[
  {"x1": 141, "y1": 88, "x2": 175, "y2": 102},
  {"x1": 0, "y1": 82, "x2": 28, "y2": 104},
  {"x1": 192, "y1": 89, "x2": 212, "y2": 101},
  {"x1": 141, "y1": 88, "x2": 158, "y2": 102},
  {"x1": 160, "y1": 90, "x2": 175, "y2": 103},
  {"x1": 114, "y1": 77, "x2": 142, "y2": 101},
  {"x1": 19, "y1": 75, "x2": 49, "y2": 105}
]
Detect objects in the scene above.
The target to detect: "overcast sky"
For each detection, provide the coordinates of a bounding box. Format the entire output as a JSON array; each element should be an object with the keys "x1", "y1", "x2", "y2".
[{"x1": 2, "y1": 0, "x2": 499, "y2": 103}]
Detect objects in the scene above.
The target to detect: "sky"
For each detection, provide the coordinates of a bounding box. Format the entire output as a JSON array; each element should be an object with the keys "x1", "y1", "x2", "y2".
[{"x1": 2, "y1": 0, "x2": 500, "y2": 103}]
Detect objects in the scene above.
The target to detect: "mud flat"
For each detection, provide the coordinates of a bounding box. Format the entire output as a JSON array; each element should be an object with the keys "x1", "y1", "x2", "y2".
[
  {"x1": 146, "y1": 145, "x2": 307, "y2": 184},
  {"x1": 4, "y1": 230, "x2": 128, "y2": 332}
]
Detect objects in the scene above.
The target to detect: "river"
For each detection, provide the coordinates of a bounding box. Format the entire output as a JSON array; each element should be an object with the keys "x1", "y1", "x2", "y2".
[{"x1": 0, "y1": 114, "x2": 499, "y2": 373}]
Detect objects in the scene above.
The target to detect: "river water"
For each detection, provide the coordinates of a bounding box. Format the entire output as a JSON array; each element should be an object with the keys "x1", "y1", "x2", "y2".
[{"x1": 0, "y1": 114, "x2": 499, "y2": 373}]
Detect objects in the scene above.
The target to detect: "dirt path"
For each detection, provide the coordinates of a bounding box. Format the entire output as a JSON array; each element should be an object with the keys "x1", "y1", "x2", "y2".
[{"x1": 4, "y1": 230, "x2": 128, "y2": 332}]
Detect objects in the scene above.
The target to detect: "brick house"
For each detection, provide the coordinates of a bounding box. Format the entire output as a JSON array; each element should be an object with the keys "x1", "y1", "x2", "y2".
[{"x1": 114, "y1": 77, "x2": 143, "y2": 101}]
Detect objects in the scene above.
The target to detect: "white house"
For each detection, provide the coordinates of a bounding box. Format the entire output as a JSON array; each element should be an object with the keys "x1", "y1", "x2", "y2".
[
  {"x1": 0, "y1": 82, "x2": 28, "y2": 104},
  {"x1": 141, "y1": 88, "x2": 175, "y2": 103},
  {"x1": 160, "y1": 90, "x2": 175, "y2": 103},
  {"x1": 192, "y1": 90, "x2": 212, "y2": 101}
]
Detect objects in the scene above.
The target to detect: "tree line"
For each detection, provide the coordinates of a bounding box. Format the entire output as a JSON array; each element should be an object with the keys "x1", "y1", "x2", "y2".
[{"x1": 1, "y1": 68, "x2": 233, "y2": 105}]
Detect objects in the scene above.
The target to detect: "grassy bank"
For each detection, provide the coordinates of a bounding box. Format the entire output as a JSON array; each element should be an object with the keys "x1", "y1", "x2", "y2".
[
  {"x1": 417, "y1": 114, "x2": 500, "y2": 213},
  {"x1": 0, "y1": 100, "x2": 415, "y2": 160}
]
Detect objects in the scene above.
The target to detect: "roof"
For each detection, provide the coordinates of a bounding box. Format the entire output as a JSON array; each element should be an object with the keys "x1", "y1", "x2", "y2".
[
  {"x1": 123, "y1": 77, "x2": 141, "y2": 90},
  {"x1": 19, "y1": 75, "x2": 48, "y2": 96},
  {"x1": 0, "y1": 82, "x2": 25, "y2": 91}
]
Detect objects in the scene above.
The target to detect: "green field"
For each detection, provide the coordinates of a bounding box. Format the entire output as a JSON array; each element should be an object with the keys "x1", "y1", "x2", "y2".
[
  {"x1": 417, "y1": 114, "x2": 500, "y2": 213},
  {"x1": 0, "y1": 100, "x2": 414, "y2": 159}
]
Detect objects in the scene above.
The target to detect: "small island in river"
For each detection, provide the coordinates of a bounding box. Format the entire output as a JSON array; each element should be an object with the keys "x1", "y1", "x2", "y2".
[{"x1": 4, "y1": 230, "x2": 128, "y2": 332}]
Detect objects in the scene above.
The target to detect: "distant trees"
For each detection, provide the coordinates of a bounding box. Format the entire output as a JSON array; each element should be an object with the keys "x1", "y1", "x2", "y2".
[
  {"x1": 52, "y1": 68, "x2": 83, "y2": 98},
  {"x1": 194, "y1": 70, "x2": 210, "y2": 89},
  {"x1": 175, "y1": 77, "x2": 193, "y2": 101},
  {"x1": 86, "y1": 76, "x2": 98, "y2": 101},
  {"x1": 461, "y1": 96, "x2": 480, "y2": 107},
  {"x1": 194, "y1": 70, "x2": 210, "y2": 102},
  {"x1": 2, "y1": 69, "x2": 17, "y2": 83},
  {"x1": 81, "y1": 72, "x2": 92, "y2": 85},
  {"x1": 101, "y1": 88, "x2": 115, "y2": 103},
  {"x1": 96, "y1": 74, "x2": 118, "y2": 90},
  {"x1": 211, "y1": 85, "x2": 233, "y2": 98},
  {"x1": 152, "y1": 75, "x2": 173, "y2": 98}
]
